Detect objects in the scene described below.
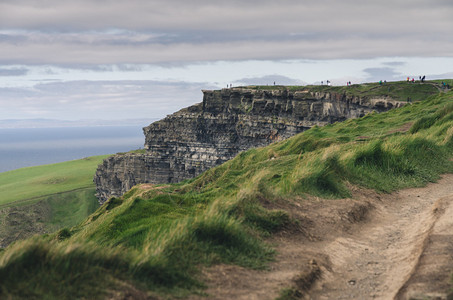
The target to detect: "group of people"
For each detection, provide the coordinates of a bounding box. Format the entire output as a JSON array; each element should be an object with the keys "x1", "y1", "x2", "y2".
[
  {"x1": 406, "y1": 75, "x2": 426, "y2": 83},
  {"x1": 441, "y1": 81, "x2": 451, "y2": 89},
  {"x1": 226, "y1": 75, "x2": 447, "y2": 89},
  {"x1": 227, "y1": 81, "x2": 278, "y2": 88}
]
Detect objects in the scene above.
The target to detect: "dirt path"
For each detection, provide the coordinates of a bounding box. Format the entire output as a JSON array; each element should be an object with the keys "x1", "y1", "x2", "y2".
[
  {"x1": 191, "y1": 175, "x2": 453, "y2": 300},
  {"x1": 309, "y1": 175, "x2": 453, "y2": 299}
]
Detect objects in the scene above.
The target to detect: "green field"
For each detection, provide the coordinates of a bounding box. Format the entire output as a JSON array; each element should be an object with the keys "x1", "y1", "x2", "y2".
[
  {"x1": 0, "y1": 86, "x2": 452, "y2": 299},
  {"x1": 0, "y1": 155, "x2": 110, "y2": 208},
  {"x1": 0, "y1": 155, "x2": 109, "y2": 248}
]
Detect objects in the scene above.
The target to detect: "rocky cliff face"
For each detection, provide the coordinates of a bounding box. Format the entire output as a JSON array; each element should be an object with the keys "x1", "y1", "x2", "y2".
[{"x1": 94, "y1": 87, "x2": 405, "y2": 203}]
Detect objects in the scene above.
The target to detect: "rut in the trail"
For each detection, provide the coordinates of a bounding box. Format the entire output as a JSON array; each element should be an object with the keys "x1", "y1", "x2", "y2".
[{"x1": 190, "y1": 175, "x2": 453, "y2": 300}]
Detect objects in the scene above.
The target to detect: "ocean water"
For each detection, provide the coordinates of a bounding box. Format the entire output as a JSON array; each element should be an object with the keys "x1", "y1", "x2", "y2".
[{"x1": 0, "y1": 126, "x2": 145, "y2": 173}]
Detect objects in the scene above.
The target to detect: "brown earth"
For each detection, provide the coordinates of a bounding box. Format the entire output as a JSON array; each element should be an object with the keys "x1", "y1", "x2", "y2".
[
  {"x1": 187, "y1": 174, "x2": 453, "y2": 300},
  {"x1": 0, "y1": 201, "x2": 50, "y2": 248},
  {"x1": 387, "y1": 122, "x2": 413, "y2": 134}
]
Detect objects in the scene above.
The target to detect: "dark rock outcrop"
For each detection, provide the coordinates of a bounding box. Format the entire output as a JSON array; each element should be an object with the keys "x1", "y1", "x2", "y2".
[{"x1": 94, "y1": 87, "x2": 405, "y2": 203}]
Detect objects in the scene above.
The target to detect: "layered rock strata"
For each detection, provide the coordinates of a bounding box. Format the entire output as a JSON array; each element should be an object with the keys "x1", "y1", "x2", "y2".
[{"x1": 94, "y1": 88, "x2": 404, "y2": 203}]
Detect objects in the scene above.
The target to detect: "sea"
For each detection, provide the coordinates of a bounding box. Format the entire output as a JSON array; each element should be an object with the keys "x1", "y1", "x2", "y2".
[{"x1": 0, "y1": 126, "x2": 145, "y2": 173}]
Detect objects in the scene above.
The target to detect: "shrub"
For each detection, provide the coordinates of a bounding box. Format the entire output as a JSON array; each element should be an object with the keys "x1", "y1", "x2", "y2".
[{"x1": 57, "y1": 228, "x2": 72, "y2": 241}]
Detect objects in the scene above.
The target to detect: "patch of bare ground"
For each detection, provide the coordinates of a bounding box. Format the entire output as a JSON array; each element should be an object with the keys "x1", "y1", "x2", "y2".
[
  {"x1": 106, "y1": 279, "x2": 158, "y2": 300},
  {"x1": 0, "y1": 201, "x2": 50, "y2": 248},
  {"x1": 309, "y1": 175, "x2": 453, "y2": 300},
  {"x1": 395, "y1": 194, "x2": 453, "y2": 300},
  {"x1": 137, "y1": 184, "x2": 170, "y2": 191},
  {"x1": 387, "y1": 122, "x2": 413, "y2": 134},
  {"x1": 187, "y1": 175, "x2": 453, "y2": 300},
  {"x1": 135, "y1": 184, "x2": 170, "y2": 198},
  {"x1": 187, "y1": 186, "x2": 379, "y2": 300}
]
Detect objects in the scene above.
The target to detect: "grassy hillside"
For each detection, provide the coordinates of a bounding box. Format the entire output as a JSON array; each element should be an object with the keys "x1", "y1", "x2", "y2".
[
  {"x1": 0, "y1": 88, "x2": 452, "y2": 299},
  {"x1": 0, "y1": 155, "x2": 110, "y2": 207},
  {"x1": 0, "y1": 155, "x2": 109, "y2": 248}
]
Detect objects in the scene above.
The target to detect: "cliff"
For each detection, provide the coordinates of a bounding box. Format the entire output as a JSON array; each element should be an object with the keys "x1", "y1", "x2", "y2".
[{"x1": 94, "y1": 87, "x2": 405, "y2": 203}]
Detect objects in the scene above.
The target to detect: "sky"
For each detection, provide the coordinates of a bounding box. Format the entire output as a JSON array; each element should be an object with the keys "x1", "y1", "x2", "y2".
[{"x1": 1, "y1": 0, "x2": 453, "y2": 124}]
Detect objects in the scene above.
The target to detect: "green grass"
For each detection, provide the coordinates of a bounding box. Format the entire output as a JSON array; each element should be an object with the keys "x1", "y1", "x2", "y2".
[
  {"x1": 0, "y1": 86, "x2": 452, "y2": 298},
  {"x1": 0, "y1": 155, "x2": 109, "y2": 249},
  {"x1": 44, "y1": 187, "x2": 100, "y2": 231},
  {"x1": 0, "y1": 188, "x2": 100, "y2": 248},
  {"x1": 432, "y1": 79, "x2": 453, "y2": 86},
  {"x1": 0, "y1": 155, "x2": 110, "y2": 207},
  {"x1": 243, "y1": 80, "x2": 443, "y2": 102}
]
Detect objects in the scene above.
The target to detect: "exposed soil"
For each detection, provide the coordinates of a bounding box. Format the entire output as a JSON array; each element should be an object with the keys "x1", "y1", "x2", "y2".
[
  {"x1": 387, "y1": 122, "x2": 413, "y2": 134},
  {"x1": 188, "y1": 175, "x2": 453, "y2": 300},
  {"x1": 0, "y1": 201, "x2": 50, "y2": 248}
]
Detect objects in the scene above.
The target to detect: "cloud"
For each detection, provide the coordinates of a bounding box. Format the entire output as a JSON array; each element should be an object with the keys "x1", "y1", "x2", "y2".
[
  {"x1": 46, "y1": 64, "x2": 145, "y2": 72},
  {"x1": 382, "y1": 61, "x2": 406, "y2": 67},
  {"x1": 0, "y1": 67, "x2": 28, "y2": 76},
  {"x1": 425, "y1": 72, "x2": 453, "y2": 80},
  {"x1": 2, "y1": 36, "x2": 452, "y2": 66},
  {"x1": 362, "y1": 67, "x2": 402, "y2": 82},
  {"x1": 234, "y1": 75, "x2": 304, "y2": 86},
  {"x1": 0, "y1": 1, "x2": 452, "y2": 65},
  {"x1": 1, "y1": 0, "x2": 451, "y2": 34},
  {"x1": 0, "y1": 80, "x2": 215, "y2": 121}
]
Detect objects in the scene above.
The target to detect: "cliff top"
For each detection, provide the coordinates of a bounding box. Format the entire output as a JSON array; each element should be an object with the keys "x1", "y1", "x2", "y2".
[
  {"x1": 224, "y1": 79, "x2": 450, "y2": 102},
  {"x1": 167, "y1": 80, "x2": 448, "y2": 123}
]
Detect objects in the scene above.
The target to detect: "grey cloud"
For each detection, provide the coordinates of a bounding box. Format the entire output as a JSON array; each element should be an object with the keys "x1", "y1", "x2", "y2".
[
  {"x1": 116, "y1": 64, "x2": 144, "y2": 72},
  {"x1": 0, "y1": 80, "x2": 215, "y2": 120},
  {"x1": 1, "y1": 0, "x2": 451, "y2": 34},
  {"x1": 0, "y1": 33, "x2": 28, "y2": 43},
  {"x1": 58, "y1": 65, "x2": 114, "y2": 72},
  {"x1": 43, "y1": 67, "x2": 58, "y2": 75},
  {"x1": 0, "y1": 67, "x2": 28, "y2": 76},
  {"x1": 48, "y1": 64, "x2": 144, "y2": 72},
  {"x1": 235, "y1": 75, "x2": 304, "y2": 86},
  {"x1": 363, "y1": 67, "x2": 401, "y2": 82},
  {"x1": 424, "y1": 72, "x2": 453, "y2": 80},
  {"x1": 0, "y1": 1, "x2": 452, "y2": 65},
  {"x1": 0, "y1": 29, "x2": 325, "y2": 48},
  {"x1": 382, "y1": 62, "x2": 406, "y2": 67},
  {"x1": 2, "y1": 37, "x2": 453, "y2": 66},
  {"x1": 0, "y1": 30, "x2": 165, "y2": 47}
]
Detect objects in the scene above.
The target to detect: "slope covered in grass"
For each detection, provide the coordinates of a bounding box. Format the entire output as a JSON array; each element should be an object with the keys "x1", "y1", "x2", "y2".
[
  {"x1": 0, "y1": 155, "x2": 110, "y2": 248},
  {"x1": 0, "y1": 155, "x2": 110, "y2": 207},
  {"x1": 0, "y1": 89, "x2": 452, "y2": 299},
  {"x1": 0, "y1": 188, "x2": 101, "y2": 247}
]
